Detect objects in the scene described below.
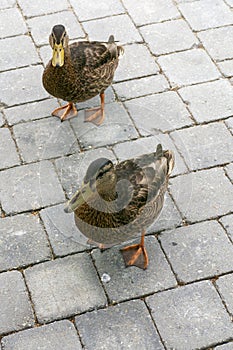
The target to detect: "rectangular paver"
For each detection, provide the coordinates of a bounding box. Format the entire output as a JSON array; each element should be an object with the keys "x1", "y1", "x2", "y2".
[
  {"x1": 220, "y1": 214, "x2": 233, "y2": 241},
  {"x1": 146, "y1": 281, "x2": 233, "y2": 349},
  {"x1": 18, "y1": 0, "x2": 70, "y2": 17},
  {"x1": 0, "y1": 271, "x2": 34, "y2": 335},
  {"x1": 216, "y1": 274, "x2": 233, "y2": 315},
  {"x1": 0, "y1": 161, "x2": 65, "y2": 214},
  {"x1": 92, "y1": 236, "x2": 177, "y2": 302},
  {"x1": 24, "y1": 254, "x2": 107, "y2": 323},
  {"x1": 0, "y1": 8, "x2": 27, "y2": 38},
  {"x1": 171, "y1": 122, "x2": 233, "y2": 170},
  {"x1": 0, "y1": 128, "x2": 20, "y2": 170},
  {"x1": 218, "y1": 60, "x2": 233, "y2": 77},
  {"x1": 158, "y1": 49, "x2": 220, "y2": 87},
  {"x1": 76, "y1": 300, "x2": 164, "y2": 350},
  {"x1": 1, "y1": 320, "x2": 82, "y2": 350},
  {"x1": 160, "y1": 221, "x2": 233, "y2": 283},
  {"x1": 13, "y1": 117, "x2": 79, "y2": 162},
  {"x1": 179, "y1": 80, "x2": 233, "y2": 123},
  {"x1": 170, "y1": 168, "x2": 233, "y2": 222},
  {"x1": 125, "y1": 91, "x2": 193, "y2": 135},
  {"x1": 0, "y1": 213, "x2": 51, "y2": 271}
]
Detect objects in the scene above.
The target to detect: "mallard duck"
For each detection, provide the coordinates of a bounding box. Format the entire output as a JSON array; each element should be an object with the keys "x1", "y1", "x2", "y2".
[
  {"x1": 42, "y1": 24, "x2": 123, "y2": 125},
  {"x1": 64, "y1": 144, "x2": 174, "y2": 269}
]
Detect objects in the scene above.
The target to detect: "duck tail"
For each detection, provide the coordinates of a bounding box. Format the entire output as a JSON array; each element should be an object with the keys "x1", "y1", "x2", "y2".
[
  {"x1": 156, "y1": 144, "x2": 175, "y2": 176},
  {"x1": 108, "y1": 35, "x2": 124, "y2": 59}
]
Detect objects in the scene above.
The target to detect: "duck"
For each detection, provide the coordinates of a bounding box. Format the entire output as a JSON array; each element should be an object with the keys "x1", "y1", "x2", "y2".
[
  {"x1": 64, "y1": 144, "x2": 175, "y2": 269},
  {"x1": 42, "y1": 24, "x2": 123, "y2": 125}
]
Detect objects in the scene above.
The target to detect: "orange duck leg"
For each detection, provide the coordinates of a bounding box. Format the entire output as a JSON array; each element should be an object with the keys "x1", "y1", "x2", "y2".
[{"x1": 120, "y1": 230, "x2": 148, "y2": 270}]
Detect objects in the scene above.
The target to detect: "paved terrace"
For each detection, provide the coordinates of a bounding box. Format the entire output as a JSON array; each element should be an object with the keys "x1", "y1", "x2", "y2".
[{"x1": 0, "y1": 0, "x2": 233, "y2": 349}]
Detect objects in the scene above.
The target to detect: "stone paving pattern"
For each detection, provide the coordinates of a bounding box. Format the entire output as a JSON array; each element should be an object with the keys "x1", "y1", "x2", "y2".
[{"x1": 0, "y1": 0, "x2": 232, "y2": 349}]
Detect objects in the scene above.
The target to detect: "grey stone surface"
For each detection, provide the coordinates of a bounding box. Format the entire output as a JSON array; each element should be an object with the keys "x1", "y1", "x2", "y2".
[
  {"x1": 225, "y1": 163, "x2": 233, "y2": 182},
  {"x1": 220, "y1": 214, "x2": 233, "y2": 241},
  {"x1": 70, "y1": 102, "x2": 138, "y2": 150},
  {"x1": 70, "y1": 0, "x2": 124, "y2": 21},
  {"x1": 76, "y1": 300, "x2": 164, "y2": 350},
  {"x1": 0, "y1": 271, "x2": 34, "y2": 335},
  {"x1": 4, "y1": 99, "x2": 58, "y2": 125},
  {"x1": 0, "y1": 214, "x2": 51, "y2": 271},
  {"x1": 122, "y1": 0, "x2": 179, "y2": 26},
  {"x1": 113, "y1": 133, "x2": 188, "y2": 176},
  {"x1": 125, "y1": 91, "x2": 193, "y2": 135},
  {"x1": 114, "y1": 44, "x2": 159, "y2": 82},
  {"x1": 0, "y1": 112, "x2": 4, "y2": 126},
  {"x1": 160, "y1": 221, "x2": 233, "y2": 283},
  {"x1": 158, "y1": 49, "x2": 220, "y2": 87},
  {"x1": 18, "y1": 0, "x2": 70, "y2": 17},
  {"x1": 225, "y1": 117, "x2": 233, "y2": 135},
  {"x1": 55, "y1": 148, "x2": 116, "y2": 197},
  {"x1": 147, "y1": 281, "x2": 233, "y2": 350},
  {"x1": 40, "y1": 203, "x2": 88, "y2": 257},
  {"x1": 171, "y1": 122, "x2": 233, "y2": 170},
  {"x1": 198, "y1": 26, "x2": 233, "y2": 61},
  {"x1": 179, "y1": 0, "x2": 233, "y2": 31},
  {"x1": 92, "y1": 236, "x2": 177, "y2": 302},
  {"x1": 216, "y1": 274, "x2": 233, "y2": 315},
  {"x1": 25, "y1": 254, "x2": 107, "y2": 323},
  {"x1": 140, "y1": 19, "x2": 198, "y2": 55},
  {"x1": 215, "y1": 343, "x2": 233, "y2": 350},
  {"x1": 0, "y1": 0, "x2": 16, "y2": 9},
  {"x1": 113, "y1": 74, "x2": 169, "y2": 100},
  {"x1": 0, "y1": 35, "x2": 40, "y2": 72},
  {"x1": 0, "y1": 128, "x2": 20, "y2": 170},
  {"x1": 13, "y1": 117, "x2": 79, "y2": 162},
  {"x1": 0, "y1": 8, "x2": 27, "y2": 38},
  {"x1": 0, "y1": 161, "x2": 65, "y2": 214},
  {"x1": 1, "y1": 320, "x2": 82, "y2": 350},
  {"x1": 179, "y1": 79, "x2": 233, "y2": 123},
  {"x1": 82, "y1": 14, "x2": 142, "y2": 44},
  {"x1": 218, "y1": 60, "x2": 233, "y2": 77},
  {"x1": 225, "y1": 0, "x2": 233, "y2": 5},
  {"x1": 1, "y1": 65, "x2": 48, "y2": 106},
  {"x1": 27, "y1": 11, "x2": 85, "y2": 46},
  {"x1": 170, "y1": 168, "x2": 233, "y2": 222}
]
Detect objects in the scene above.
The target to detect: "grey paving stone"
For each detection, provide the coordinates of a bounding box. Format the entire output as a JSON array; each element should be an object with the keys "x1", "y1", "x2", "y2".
[
  {"x1": 18, "y1": 0, "x2": 70, "y2": 17},
  {"x1": 13, "y1": 117, "x2": 79, "y2": 162},
  {"x1": 70, "y1": 0, "x2": 124, "y2": 21},
  {"x1": 179, "y1": 80, "x2": 233, "y2": 123},
  {"x1": 220, "y1": 214, "x2": 233, "y2": 241},
  {"x1": 215, "y1": 343, "x2": 233, "y2": 350},
  {"x1": 146, "y1": 281, "x2": 233, "y2": 350},
  {"x1": 158, "y1": 49, "x2": 220, "y2": 87},
  {"x1": 122, "y1": 0, "x2": 179, "y2": 26},
  {"x1": 82, "y1": 14, "x2": 142, "y2": 44},
  {"x1": 55, "y1": 148, "x2": 116, "y2": 197},
  {"x1": 70, "y1": 102, "x2": 138, "y2": 150},
  {"x1": 0, "y1": 161, "x2": 65, "y2": 214},
  {"x1": 225, "y1": 163, "x2": 233, "y2": 183},
  {"x1": 225, "y1": 0, "x2": 233, "y2": 6},
  {"x1": 225, "y1": 117, "x2": 233, "y2": 135},
  {"x1": 0, "y1": 8, "x2": 27, "y2": 39},
  {"x1": 25, "y1": 254, "x2": 107, "y2": 323},
  {"x1": 160, "y1": 221, "x2": 233, "y2": 283},
  {"x1": 40, "y1": 203, "x2": 88, "y2": 257},
  {"x1": 0, "y1": 112, "x2": 4, "y2": 126},
  {"x1": 76, "y1": 300, "x2": 164, "y2": 350},
  {"x1": 140, "y1": 19, "x2": 198, "y2": 55},
  {"x1": 171, "y1": 122, "x2": 233, "y2": 170},
  {"x1": 27, "y1": 11, "x2": 85, "y2": 46},
  {"x1": 92, "y1": 236, "x2": 177, "y2": 302},
  {"x1": 218, "y1": 60, "x2": 233, "y2": 77},
  {"x1": 0, "y1": 128, "x2": 20, "y2": 170},
  {"x1": 1, "y1": 320, "x2": 82, "y2": 350},
  {"x1": 125, "y1": 91, "x2": 193, "y2": 135},
  {"x1": 1, "y1": 65, "x2": 48, "y2": 107},
  {"x1": 0, "y1": 271, "x2": 34, "y2": 335},
  {"x1": 113, "y1": 133, "x2": 188, "y2": 176},
  {"x1": 179, "y1": 0, "x2": 233, "y2": 31},
  {"x1": 113, "y1": 74, "x2": 169, "y2": 100},
  {"x1": 0, "y1": 0, "x2": 16, "y2": 9},
  {"x1": 114, "y1": 44, "x2": 159, "y2": 82},
  {"x1": 216, "y1": 274, "x2": 233, "y2": 315},
  {"x1": 170, "y1": 168, "x2": 233, "y2": 222},
  {"x1": 0, "y1": 213, "x2": 51, "y2": 271},
  {"x1": 0, "y1": 35, "x2": 40, "y2": 72},
  {"x1": 4, "y1": 99, "x2": 58, "y2": 126},
  {"x1": 198, "y1": 26, "x2": 233, "y2": 61}
]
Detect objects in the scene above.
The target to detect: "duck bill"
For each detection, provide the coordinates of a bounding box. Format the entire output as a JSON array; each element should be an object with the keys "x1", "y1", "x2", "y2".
[
  {"x1": 52, "y1": 43, "x2": 64, "y2": 67},
  {"x1": 64, "y1": 183, "x2": 93, "y2": 213}
]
